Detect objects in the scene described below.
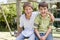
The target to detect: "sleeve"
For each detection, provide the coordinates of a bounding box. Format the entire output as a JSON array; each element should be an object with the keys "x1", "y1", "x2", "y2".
[
  {"x1": 48, "y1": 22, "x2": 55, "y2": 29},
  {"x1": 48, "y1": 12, "x2": 55, "y2": 28},
  {"x1": 34, "y1": 16, "x2": 39, "y2": 29},
  {"x1": 19, "y1": 15, "x2": 24, "y2": 27}
]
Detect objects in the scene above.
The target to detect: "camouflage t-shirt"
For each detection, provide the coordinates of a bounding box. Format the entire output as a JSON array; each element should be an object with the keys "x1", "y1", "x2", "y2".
[{"x1": 34, "y1": 13, "x2": 53, "y2": 33}]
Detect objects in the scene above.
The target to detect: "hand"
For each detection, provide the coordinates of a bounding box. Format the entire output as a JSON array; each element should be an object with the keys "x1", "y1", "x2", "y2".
[
  {"x1": 15, "y1": 33, "x2": 20, "y2": 37},
  {"x1": 39, "y1": 37, "x2": 42, "y2": 40},
  {"x1": 15, "y1": 34, "x2": 18, "y2": 37},
  {"x1": 39, "y1": 37, "x2": 44, "y2": 40},
  {"x1": 41, "y1": 36, "x2": 46, "y2": 40}
]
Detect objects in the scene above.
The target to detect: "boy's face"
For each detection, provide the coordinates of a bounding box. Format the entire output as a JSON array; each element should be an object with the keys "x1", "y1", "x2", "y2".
[
  {"x1": 24, "y1": 6, "x2": 33, "y2": 16},
  {"x1": 39, "y1": 7, "x2": 48, "y2": 14}
]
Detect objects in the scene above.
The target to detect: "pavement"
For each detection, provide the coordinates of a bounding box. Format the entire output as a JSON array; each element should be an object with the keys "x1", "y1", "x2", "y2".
[
  {"x1": 0, "y1": 32, "x2": 16, "y2": 40},
  {"x1": 0, "y1": 32, "x2": 60, "y2": 40}
]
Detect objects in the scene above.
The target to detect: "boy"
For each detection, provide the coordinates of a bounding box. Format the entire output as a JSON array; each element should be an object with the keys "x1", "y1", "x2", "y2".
[
  {"x1": 16, "y1": 2, "x2": 37, "y2": 40},
  {"x1": 34, "y1": 2, "x2": 54, "y2": 40}
]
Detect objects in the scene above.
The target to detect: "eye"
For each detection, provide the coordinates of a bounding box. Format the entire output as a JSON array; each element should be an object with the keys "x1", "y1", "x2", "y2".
[
  {"x1": 40, "y1": 8, "x2": 42, "y2": 10},
  {"x1": 44, "y1": 7, "x2": 47, "y2": 10},
  {"x1": 29, "y1": 8, "x2": 31, "y2": 10}
]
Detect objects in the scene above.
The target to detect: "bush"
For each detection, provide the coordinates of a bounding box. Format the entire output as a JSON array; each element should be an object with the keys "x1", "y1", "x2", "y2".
[{"x1": 0, "y1": 4, "x2": 17, "y2": 31}]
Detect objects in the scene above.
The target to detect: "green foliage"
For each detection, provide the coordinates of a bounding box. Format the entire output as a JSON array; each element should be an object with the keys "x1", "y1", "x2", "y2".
[
  {"x1": 0, "y1": 2, "x2": 38, "y2": 31},
  {"x1": 0, "y1": 4, "x2": 17, "y2": 31}
]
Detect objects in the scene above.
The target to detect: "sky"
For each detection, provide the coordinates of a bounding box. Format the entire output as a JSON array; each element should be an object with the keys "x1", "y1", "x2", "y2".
[{"x1": 0, "y1": 0, "x2": 7, "y2": 3}]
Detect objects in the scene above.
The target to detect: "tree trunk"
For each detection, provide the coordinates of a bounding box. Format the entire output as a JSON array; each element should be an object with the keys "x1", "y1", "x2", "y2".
[{"x1": 16, "y1": 0, "x2": 22, "y2": 30}]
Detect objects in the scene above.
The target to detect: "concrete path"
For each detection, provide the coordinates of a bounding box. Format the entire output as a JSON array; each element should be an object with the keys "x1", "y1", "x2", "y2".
[
  {"x1": 0, "y1": 32, "x2": 16, "y2": 40},
  {"x1": 0, "y1": 32, "x2": 60, "y2": 40}
]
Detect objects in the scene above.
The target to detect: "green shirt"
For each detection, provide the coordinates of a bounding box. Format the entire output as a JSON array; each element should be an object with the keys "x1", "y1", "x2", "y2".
[{"x1": 34, "y1": 13, "x2": 53, "y2": 33}]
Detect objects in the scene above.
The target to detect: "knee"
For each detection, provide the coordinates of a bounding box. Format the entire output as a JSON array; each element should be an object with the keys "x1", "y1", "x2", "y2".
[
  {"x1": 16, "y1": 37, "x2": 19, "y2": 40},
  {"x1": 46, "y1": 34, "x2": 53, "y2": 40}
]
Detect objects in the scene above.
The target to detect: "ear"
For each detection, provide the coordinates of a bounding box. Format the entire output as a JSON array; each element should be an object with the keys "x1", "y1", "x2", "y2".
[{"x1": 32, "y1": 9, "x2": 33, "y2": 12}]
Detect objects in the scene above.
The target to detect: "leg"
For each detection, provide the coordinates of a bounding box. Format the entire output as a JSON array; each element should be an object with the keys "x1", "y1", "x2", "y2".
[
  {"x1": 46, "y1": 33, "x2": 53, "y2": 40},
  {"x1": 28, "y1": 33, "x2": 35, "y2": 40},
  {"x1": 16, "y1": 33, "x2": 25, "y2": 40},
  {"x1": 35, "y1": 33, "x2": 39, "y2": 40},
  {"x1": 35, "y1": 35, "x2": 39, "y2": 40}
]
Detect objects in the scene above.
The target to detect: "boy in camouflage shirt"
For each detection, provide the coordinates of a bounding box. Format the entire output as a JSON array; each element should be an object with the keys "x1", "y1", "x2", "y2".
[{"x1": 34, "y1": 2, "x2": 54, "y2": 40}]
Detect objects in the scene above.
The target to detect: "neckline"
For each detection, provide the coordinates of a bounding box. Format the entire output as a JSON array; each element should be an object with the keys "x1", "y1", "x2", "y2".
[{"x1": 24, "y1": 13, "x2": 33, "y2": 21}]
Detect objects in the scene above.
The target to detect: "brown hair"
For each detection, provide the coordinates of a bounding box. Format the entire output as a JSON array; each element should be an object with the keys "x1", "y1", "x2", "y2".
[
  {"x1": 23, "y1": 2, "x2": 33, "y2": 10},
  {"x1": 38, "y1": 2, "x2": 48, "y2": 8}
]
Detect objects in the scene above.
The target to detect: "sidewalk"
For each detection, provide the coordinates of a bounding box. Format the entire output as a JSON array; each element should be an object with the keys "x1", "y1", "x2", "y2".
[
  {"x1": 0, "y1": 32, "x2": 16, "y2": 40},
  {"x1": 0, "y1": 32, "x2": 60, "y2": 40}
]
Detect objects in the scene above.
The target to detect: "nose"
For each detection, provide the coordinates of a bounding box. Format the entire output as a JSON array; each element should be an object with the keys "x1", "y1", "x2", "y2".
[
  {"x1": 42, "y1": 10, "x2": 45, "y2": 12},
  {"x1": 27, "y1": 10, "x2": 30, "y2": 13}
]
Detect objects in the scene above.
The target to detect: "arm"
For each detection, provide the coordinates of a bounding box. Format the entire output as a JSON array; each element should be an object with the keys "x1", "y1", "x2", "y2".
[
  {"x1": 48, "y1": 12, "x2": 55, "y2": 22},
  {"x1": 16, "y1": 15, "x2": 24, "y2": 37},
  {"x1": 44, "y1": 12, "x2": 54, "y2": 38},
  {"x1": 41, "y1": 12, "x2": 54, "y2": 40},
  {"x1": 16, "y1": 26, "x2": 23, "y2": 37},
  {"x1": 44, "y1": 26, "x2": 52, "y2": 38},
  {"x1": 41, "y1": 26, "x2": 52, "y2": 40},
  {"x1": 34, "y1": 28, "x2": 41, "y2": 39},
  {"x1": 34, "y1": 16, "x2": 41, "y2": 40}
]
